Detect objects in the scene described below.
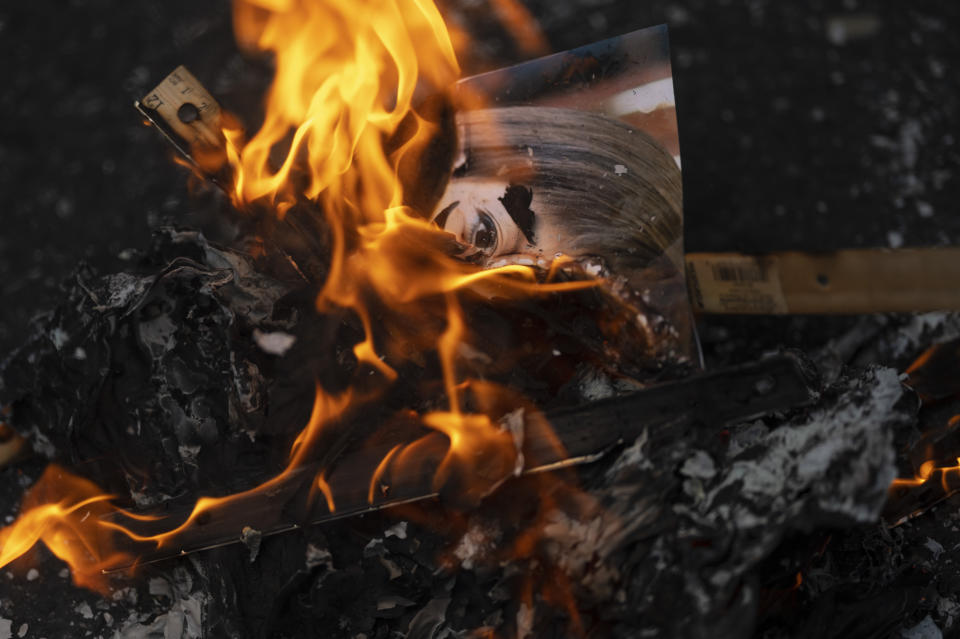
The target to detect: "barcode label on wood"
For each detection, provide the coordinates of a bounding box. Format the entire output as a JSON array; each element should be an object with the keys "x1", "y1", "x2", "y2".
[
  {"x1": 710, "y1": 262, "x2": 765, "y2": 283},
  {"x1": 685, "y1": 254, "x2": 788, "y2": 314}
]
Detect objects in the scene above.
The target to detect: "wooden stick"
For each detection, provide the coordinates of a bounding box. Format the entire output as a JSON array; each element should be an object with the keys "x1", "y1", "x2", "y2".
[{"x1": 686, "y1": 247, "x2": 960, "y2": 314}]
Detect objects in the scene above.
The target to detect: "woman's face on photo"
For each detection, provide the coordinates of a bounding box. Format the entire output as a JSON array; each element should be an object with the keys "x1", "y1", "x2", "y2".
[{"x1": 432, "y1": 178, "x2": 571, "y2": 265}]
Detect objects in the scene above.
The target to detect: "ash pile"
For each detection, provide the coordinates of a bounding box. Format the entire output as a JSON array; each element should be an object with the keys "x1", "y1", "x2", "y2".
[{"x1": 2, "y1": 222, "x2": 959, "y2": 639}]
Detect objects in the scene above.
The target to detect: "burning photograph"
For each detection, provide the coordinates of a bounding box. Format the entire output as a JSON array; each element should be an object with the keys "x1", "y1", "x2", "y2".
[
  {"x1": 1, "y1": 1, "x2": 959, "y2": 638},
  {"x1": 437, "y1": 26, "x2": 693, "y2": 363}
]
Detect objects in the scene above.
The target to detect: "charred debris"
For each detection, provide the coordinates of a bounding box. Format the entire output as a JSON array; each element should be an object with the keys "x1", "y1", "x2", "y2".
[{"x1": 1, "y1": 213, "x2": 960, "y2": 638}]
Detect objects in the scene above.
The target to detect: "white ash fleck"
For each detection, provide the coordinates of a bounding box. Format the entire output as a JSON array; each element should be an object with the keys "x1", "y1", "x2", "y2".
[
  {"x1": 115, "y1": 594, "x2": 205, "y2": 639},
  {"x1": 500, "y1": 408, "x2": 526, "y2": 475},
  {"x1": 96, "y1": 272, "x2": 152, "y2": 311},
  {"x1": 925, "y1": 537, "x2": 945, "y2": 559},
  {"x1": 635, "y1": 312, "x2": 650, "y2": 331},
  {"x1": 57, "y1": 568, "x2": 69, "y2": 579},
  {"x1": 240, "y1": 526, "x2": 262, "y2": 563},
  {"x1": 375, "y1": 595, "x2": 415, "y2": 611},
  {"x1": 725, "y1": 420, "x2": 770, "y2": 459},
  {"x1": 516, "y1": 603, "x2": 534, "y2": 639},
  {"x1": 128, "y1": 487, "x2": 176, "y2": 510},
  {"x1": 937, "y1": 596, "x2": 960, "y2": 630},
  {"x1": 683, "y1": 477, "x2": 706, "y2": 501},
  {"x1": 384, "y1": 521, "x2": 408, "y2": 539},
  {"x1": 665, "y1": 5, "x2": 690, "y2": 25},
  {"x1": 680, "y1": 450, "x2": 717, "y2": 480},
  {"x1": 583, "y1": 261, "x2": 604, "y2": 277},
  {"x1": 177, "y1": 444, "x2": 201, "y2": 469},
  {"x1": 901, "y1": 615, "x2": 942, "y2": 639},
  {"x1": 75, "y1": 602, "x2": 94, "y2": 619},
  {"x1": 378, "y1": 556, "x2": 402, "y2": 580},
  {"x1": 116, "y1": 567, "x2": 204, "y2": 639},
  {"x1": 456, "y1": 342, "x2": 492, "y2": 365},
  {"x1": 453, "y1": 522, "x2": 499, "y2": 570},
  {"x1": 72, "y1": 346, "x2": 86, "y2": 360},
  {"x1": 306, "y1": 544, "x2": 333, "y2": 570},
  {"x1": 138, "y1": 313, "x2": 178, "y2": 359},
  {"x1": 888, "y1": 312, "x2": 960, "y2": 360},
  {"x1": 15, "y1": 624, "x2": 25, "y2": 639},
  {"x1": 917, "y1": 201, "x2": 935, "y2": 218},
  {"x1": 231, "y1": 355, "x2": 263, "y2": 418},
  {"x1": 887, "y1": 230, "x2": 905, "y2": 248},
  {"x1": 148, "y1": 577, "x2": 172, "y2": 600},
  {"x1": 252, "y1": 329, "x2": 296, "y2": 356},
  {"x1": 899, "y1": 119, "x2": 923, "y2": 171},
  {"x1": 614, "y1": 164, "x2": 628, "y2": 175},
  {"x1": 577, "y1": 368, "x2": 616, "y2": 402},
  {"x1": 49, "y1": 328, "x2": 68, "y2": 351},
  {"x1": 25, "y1": 569, "x2": 38, "y2": 582},
  {"x1": 825, "y1": 13, "x2": 875, "y2": 46},
  {"x1": 606, "y1": 429, "x2": 653, "y2": 475},
  {"x1": 111, "y1": 586, "x2": 138, "y2": 605}
]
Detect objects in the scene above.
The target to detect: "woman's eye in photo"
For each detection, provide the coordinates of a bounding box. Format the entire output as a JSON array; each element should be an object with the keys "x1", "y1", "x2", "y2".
[{"x1": 472, "y1": 211, "x2": 499, "y2": 253}]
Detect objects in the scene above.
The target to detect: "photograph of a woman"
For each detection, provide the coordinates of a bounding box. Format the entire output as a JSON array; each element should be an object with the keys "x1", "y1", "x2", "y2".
[
  {"x1": 432, "y1": 106, "x2": 682, "y2": 277},
  {"x1": 429, "y1": 24, "x2": 696, "y2": 366}
]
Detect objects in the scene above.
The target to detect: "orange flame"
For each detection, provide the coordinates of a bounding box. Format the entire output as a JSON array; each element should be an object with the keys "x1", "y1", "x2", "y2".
[
  {"x1": 2, "y1": 0, "x2": 599, "y2": 632},
  {"x1": 488, "y1": 0, "x2": 550, "y2": 58},
  {"x1": 891, "y1": 343, "x2": 960, "y2": 498},
  {"x1": 0, "y1": 466, "x2": 133, "y2": 591},
  {"x1": 891, "y1": 457, "x2": 960, "y2": 492},
  {"x1": 225, "y1": 0, "x2": 459, "y2": 218}
]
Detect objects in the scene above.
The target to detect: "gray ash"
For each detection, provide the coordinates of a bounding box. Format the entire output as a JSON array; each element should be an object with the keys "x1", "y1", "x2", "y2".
[{"x1": 2, "y1": 234, "x2": 960, "y2": 639}]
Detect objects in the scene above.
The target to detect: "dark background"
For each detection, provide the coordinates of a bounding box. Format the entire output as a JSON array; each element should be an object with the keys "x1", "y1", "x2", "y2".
[{"x1": 0, "y1": 0, "x2": 957, "y2": 354}]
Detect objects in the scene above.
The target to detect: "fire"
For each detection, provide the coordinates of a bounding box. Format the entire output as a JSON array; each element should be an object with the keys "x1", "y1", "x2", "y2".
[
  {"x1": 225, "y1": 0, "x2": 459, "y2": 218},
  {"x1": 1, "y1": 0, "x2": 596, "y2": 632},
  {"x1": 0, "y1": 465, "x2": 133, "y2": 591},
  {"x1": 889, "y1": 344, "x2": 960, "y2": 504},
  {"x1": 890, "y1": 457, "x2": 960, "y2": 492}
]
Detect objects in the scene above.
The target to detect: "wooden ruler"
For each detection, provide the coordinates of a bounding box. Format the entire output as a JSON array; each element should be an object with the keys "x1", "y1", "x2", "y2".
[
  {"x1": 135, "y1": 65, "x2": 224, "y2": 167},
  {"x1": 685, "y1": 248, "x2": 960, "y2": 314}
]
